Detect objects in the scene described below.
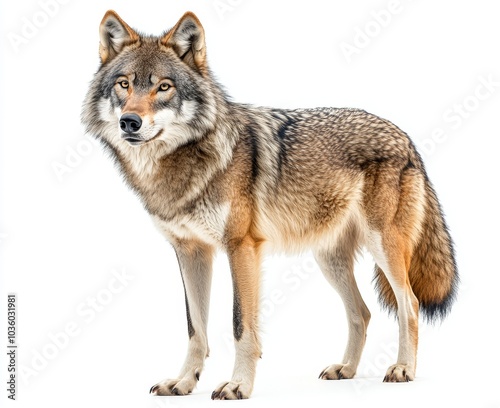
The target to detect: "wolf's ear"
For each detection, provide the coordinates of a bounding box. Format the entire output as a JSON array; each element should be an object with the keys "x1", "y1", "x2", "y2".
[
  {"x1": 161, "y1": 12, "x2": 207, "y2": 75},
  {"x1": 99, "y1": 10, "x2": 139, "y2": 64}
]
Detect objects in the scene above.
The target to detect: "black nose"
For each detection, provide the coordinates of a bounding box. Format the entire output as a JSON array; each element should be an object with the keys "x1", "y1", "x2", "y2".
[{"x1": 120, "y1": 113, "x2": 142, "y2": 134}]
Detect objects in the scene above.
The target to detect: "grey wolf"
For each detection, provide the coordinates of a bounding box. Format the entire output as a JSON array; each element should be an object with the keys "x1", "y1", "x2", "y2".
[{"x1": 81, "y1": 10, "x2": 458, "y2": 399}]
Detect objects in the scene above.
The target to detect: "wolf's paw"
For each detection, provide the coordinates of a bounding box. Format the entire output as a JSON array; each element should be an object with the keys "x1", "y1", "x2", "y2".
[
  {"x1": 150, "y1": 374, "x2": 199, "y2": 396},
  {"x1": 319, "y1": 363, "x2": 356, "y2": 380},
  {"x1": 211, "y1": 381, "x2": 251, "y2": 400},
  {"x1": 383, "y1": 364, "x2": 414, "y2": 382}
]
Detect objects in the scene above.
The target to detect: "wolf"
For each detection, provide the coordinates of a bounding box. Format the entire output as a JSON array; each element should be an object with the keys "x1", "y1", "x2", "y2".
[{"x1": 82, "y1": 10, "x2": 458, "y2": 399}]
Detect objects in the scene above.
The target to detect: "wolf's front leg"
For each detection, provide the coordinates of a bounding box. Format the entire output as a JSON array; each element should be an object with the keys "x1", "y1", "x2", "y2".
[
  {"x1": 150, "y1": 240, "x2": 214, "y2": 396},
  {"x1": 211, "y1": 236, "x2": 261, "y2": 400}
]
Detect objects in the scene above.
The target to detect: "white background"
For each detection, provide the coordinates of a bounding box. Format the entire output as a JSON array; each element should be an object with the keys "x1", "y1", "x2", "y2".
[{"x1": 1, "y1": 0, "x2": 499, "y2": 407}]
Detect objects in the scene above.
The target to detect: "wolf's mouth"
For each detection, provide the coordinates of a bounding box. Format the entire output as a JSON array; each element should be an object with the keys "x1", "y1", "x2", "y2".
[
  {"x1": 122, "y1": 129, "x2": 164, "y2": 147},
  {"x1": 122, "y1": 136, "x2": 144, "y2": 146}
]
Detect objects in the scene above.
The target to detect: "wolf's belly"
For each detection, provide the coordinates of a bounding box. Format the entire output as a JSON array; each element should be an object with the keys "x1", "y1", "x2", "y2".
[{"x1": 253, "y1": 178, "x2": 367, "y2": 254}]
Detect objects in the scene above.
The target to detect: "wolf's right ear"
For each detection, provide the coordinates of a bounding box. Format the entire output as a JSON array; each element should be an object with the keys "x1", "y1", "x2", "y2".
[{"x1": 99, "y1": 10, "x2": 139, "y2": 64}]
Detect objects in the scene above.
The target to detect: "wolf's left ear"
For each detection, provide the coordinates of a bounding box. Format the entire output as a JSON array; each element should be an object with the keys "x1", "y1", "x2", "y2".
[
  {"x1": 99, "y1": 10, "x2": 139, "y2": 64},
  {"x1": 161, "y1": 12, "x2": 207, "y2": 75}
]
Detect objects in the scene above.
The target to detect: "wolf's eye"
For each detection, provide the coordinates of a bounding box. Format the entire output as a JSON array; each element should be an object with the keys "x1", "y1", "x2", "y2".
[
  {"x1": 119, "y1": 80, "x2": 129, "y2": 89},
  {"x1": 158, "y1": 83, "x2": 170, "y2": 92}
]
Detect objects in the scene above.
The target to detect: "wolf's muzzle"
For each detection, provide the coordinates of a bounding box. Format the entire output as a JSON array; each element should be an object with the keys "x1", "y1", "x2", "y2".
[{"x1": 120, "y1": 113, "x2": 142, "y2": 134}]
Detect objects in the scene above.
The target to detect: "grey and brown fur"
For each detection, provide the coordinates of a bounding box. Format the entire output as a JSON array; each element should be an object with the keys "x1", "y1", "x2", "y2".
[{"x1": 82, "y1": 10, "x2": 458, "y2": 399}]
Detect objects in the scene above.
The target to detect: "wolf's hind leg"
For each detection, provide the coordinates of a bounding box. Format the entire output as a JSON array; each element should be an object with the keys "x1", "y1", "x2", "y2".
[
  {"x1": 315, "y1": 227, "x2": 370, "y2": 380},
  {"x1": 150, "y1": 240, "x2": 214, "y2": 396},
  {"x1": 367, "y1": 229, "x2": 418, "y2": 382}
]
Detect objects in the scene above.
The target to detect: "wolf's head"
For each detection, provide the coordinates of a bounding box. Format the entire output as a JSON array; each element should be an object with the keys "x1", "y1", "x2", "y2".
[{"x1": 82, "y1": 11, "x2": 220, "y2": 153}]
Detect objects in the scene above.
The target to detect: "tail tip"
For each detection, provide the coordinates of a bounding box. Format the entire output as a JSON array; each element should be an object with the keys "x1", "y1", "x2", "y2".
[{"x1": 420, "y1": 272, "x2": 459, "y2": 324}]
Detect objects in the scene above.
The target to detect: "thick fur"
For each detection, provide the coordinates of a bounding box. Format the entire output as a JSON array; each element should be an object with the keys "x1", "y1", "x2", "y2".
[
  {"x1": 374, "y1": 178, "x2": 459, "y2": 322},
  {"x1": 82, "y1": 11, "x2": 458, "y2": 399}
]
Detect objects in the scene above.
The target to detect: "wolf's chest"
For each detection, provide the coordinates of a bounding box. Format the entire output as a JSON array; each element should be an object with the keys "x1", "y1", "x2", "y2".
[{"x1": 151, "y1": 202, "x2": 231, "y2": 246}]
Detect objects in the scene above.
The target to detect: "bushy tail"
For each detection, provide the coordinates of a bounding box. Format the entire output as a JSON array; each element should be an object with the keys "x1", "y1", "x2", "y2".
[{"x1": 374, "y1": 179, "x2": 459, "y2": 322}]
